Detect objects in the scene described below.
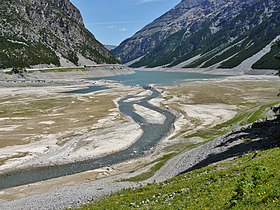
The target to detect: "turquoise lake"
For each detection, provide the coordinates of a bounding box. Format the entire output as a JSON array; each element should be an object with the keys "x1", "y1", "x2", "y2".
[{"x1": 93, "y1": 70, "x2": 225, "y2": 86}]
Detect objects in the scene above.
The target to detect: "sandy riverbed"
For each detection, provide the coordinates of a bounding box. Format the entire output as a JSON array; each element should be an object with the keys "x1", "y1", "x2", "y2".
[{"x1": 0, "y1": 81, "x2": 148, "y2": 173}]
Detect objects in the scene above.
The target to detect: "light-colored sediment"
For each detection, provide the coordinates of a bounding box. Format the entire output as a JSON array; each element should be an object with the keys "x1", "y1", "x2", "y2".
[
  {"x1": 0, "y1": 121, "x2": 142, "y2": 172},
  {"x1": 0, "y1": 65, "x2": 134, "y2": 85},
  {"x1": 0, "y1": 80, "x2": 145, "y2": 173},
  {"x1": 179, "y1": 103, "x2": 237, "y2": 129},
  {"x1": 0, "y1": 73, "x2": 280, "y2": 210},
  {"x1": 133, "y1": 104, "x2": 166, "y2": 124},
  {"x1": 137, "y1": 66, "x2": 278, "y2": 76}
]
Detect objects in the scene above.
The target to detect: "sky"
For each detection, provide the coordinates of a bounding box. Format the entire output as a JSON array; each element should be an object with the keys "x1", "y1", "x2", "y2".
[{"x1": 70, "y1": 0, "x2": 181, "y2": 46}]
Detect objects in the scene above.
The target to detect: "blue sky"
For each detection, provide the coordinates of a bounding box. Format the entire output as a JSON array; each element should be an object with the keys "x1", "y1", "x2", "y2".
[{"x1": 70, "y1": 0, "x2": 181, "y2": 46}]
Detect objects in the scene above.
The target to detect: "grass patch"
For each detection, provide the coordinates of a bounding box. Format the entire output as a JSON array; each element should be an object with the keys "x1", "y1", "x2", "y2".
[
  {"x1": 214, "y1": 112, "x2": 249, "y2": 130},
  {"x1": 183, "y1": 112, "x2": 249, "y2": 141},
  {"x1": 122, "y1": 142, "x2": 205, "y2": 182},
  {"x1": 163, "y1": 142, "x2": 198, "y2": 153},
  {"x1": 246, "y1": 102, "x2": 280, "y2": 124},
  {"x1": 184, "y1": 101, "x2": 279, "y2": 141},
  {"x1": 120, "y1": 153, "x2": 175, "y2": 182},
  {"x1": 78, "y1": 147, "x2": 280, "y2": 210}
]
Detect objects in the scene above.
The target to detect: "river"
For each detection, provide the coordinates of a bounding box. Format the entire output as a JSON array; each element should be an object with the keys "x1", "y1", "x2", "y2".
[
  {"x1": 0, "y1": 87, "x2": 176, "y2": 189},
  {"x1": 0, "y1": 71, "x2": 224, "y2": 189}
]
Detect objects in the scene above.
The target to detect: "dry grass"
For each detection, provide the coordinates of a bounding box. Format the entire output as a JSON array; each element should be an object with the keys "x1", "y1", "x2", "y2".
[
  {"x1": 0, "y1": 90, "x2": 122, "y2": 148},
  {"x1": 165, "y1": 80, "x2": 280, "y2": 140},
  {"x1": 167, "y1": 81, "x2": 280, "y2": 105}
]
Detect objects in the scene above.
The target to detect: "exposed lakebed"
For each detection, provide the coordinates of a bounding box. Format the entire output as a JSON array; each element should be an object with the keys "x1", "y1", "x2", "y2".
[{"x1": 0, "y1": 71, "x2": 224, "y2": 189}]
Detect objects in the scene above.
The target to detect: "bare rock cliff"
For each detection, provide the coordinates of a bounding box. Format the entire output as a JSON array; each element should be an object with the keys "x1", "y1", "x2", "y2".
[{"x1": 0, "y1": 0, "x2": 119, "y2": 68}]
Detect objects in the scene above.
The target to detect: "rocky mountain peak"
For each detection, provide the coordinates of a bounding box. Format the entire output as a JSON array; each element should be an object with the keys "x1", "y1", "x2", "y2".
[
  {"x1": 0, "y1": 0, "x2": 119, "y2": 69},
  {"x1": 113, "y1": 0, "x2": 279, "y2": 70}
]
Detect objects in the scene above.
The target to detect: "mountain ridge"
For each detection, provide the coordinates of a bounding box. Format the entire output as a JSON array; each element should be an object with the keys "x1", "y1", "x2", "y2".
[
  {"x1": 0, "y1": 0, "x2": 119, "y2": 69},
  {"x1": 113, "y1": 0, "x2": 280, "y2": 70}
]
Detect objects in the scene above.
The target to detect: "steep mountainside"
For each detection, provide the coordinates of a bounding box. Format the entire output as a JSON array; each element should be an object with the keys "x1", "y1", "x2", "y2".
[
  {"x1": 113, "y1": 0, "x2": 280, "y2": 70},
  {"x1": 0, "y1": 0, "x2": 119, "y2": 69}
]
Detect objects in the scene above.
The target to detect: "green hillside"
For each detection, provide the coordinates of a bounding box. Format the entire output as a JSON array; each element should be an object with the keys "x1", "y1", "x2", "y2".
[
  {"x1": 128, "y1": 0, "x2": 280, "y2": 70},
  {"x1": 0, "y1": 36, "x2": 60, "y2": 69},
  {"x1": 0, "y1": 0, "x2": 119, "y2": 69},
  {"x1": 252, "y1": 40, "x2": 280, "y2": 69},
  {"x1": 79, "y1": 146, "x2": 280, "y2": 210}
]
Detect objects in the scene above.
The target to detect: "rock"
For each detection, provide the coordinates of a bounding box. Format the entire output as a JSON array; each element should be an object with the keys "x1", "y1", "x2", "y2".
[
  {"x1": 0, "y1": 0, "x2": 119, "y2": 69},
  {"x1": 113, "y1": 0, "x2": 280, "y2": 70}
]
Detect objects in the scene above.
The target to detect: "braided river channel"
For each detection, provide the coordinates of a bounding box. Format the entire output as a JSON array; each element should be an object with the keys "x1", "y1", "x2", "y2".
[{"x1": 0, "y1": 71, "x2": 224, "y2": 189}]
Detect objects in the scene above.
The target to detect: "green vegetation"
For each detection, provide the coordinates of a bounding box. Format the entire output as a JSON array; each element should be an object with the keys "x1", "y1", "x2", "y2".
[
  {"x1": 80, "y1": 44, "x2": 120, "y2": 64},
  {"x1": 0, "y1": 0, "x2": 120, "y2": 69},
  {"x1": 201, "y1": 42, "x2": 243, "y2": 68},
  {"x1": 131, "y1": 25, "x2": 213, "y2": 68},
  {"x1": 121, "y1": 153, "x2": 175, "y2": 182},
  {"x1": 184, "y1": 112, "x2": 249, "y2": 141},
  {"x1": 130, "y1": 3, "x2": 280, "y2": 70},
  {"x1": 252, "y1": 40, "x2": 280, "y2": 69},
  {"x1": 3, "y1": 66, "x2": 91, "y2": 75},
  {"x1": 67, "y1": 51, "x2": 79, "y2": 66},
  {"x1": 0, "y1": 36, "x2": 60, "y2": 69},
  {"x1": 218, "y1": 7, "x2": 280, "y2": 69},
  {"x1": 185, "y1": 101, "x2": 279, "y2": 142},
  {"x1": 246, "y1": 102, "x2": 280, "y2": 124},
  {"x1": 79, "y1": 147, "x2": 280, "y2": 210},
  {"x1": 28, "y1": 66, "x2": 86, "y2": 73}
]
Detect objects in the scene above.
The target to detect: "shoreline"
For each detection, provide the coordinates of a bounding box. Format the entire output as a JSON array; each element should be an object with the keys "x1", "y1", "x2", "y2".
[
  {"x1": 134, "y1": 66, "x2": 278, "y2": 76},
  {"x1": 0, "y1": 65, "x2": 134, "y2": 87}
]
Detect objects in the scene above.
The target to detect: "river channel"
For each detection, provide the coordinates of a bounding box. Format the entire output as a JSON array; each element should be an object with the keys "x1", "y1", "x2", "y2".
[
  {"x1": 0, "y1": 71, "x2": 224, "y2": 189},
  {"x1": 0, "y1": 87, "x2": 176, "y2": 189}
]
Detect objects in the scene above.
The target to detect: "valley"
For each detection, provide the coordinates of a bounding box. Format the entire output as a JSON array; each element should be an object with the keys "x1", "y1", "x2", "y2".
[
  {"x1": 0, "y1": 0, "x2": 279, "y2": 209},
  {"x1": 0, "y1": 69, "x2": 279, "y2": 209}
]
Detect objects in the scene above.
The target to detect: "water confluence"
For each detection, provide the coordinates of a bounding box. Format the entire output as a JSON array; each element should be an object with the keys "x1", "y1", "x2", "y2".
[{"x1": 0, "y1": 87, "x2": 176, "y2": 190}]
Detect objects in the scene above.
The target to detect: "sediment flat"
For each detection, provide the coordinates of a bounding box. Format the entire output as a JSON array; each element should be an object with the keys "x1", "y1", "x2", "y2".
[{"x1": 0, "y1": 71, "x2": 280, "y2": 209}]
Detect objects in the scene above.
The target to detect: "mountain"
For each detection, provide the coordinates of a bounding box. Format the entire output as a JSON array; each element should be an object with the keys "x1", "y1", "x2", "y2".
[
  {"x1": 113, "y1": 0, "x2": 280, "y2": 70},
  {"x1": 0, "y1": 0, "x2": 119, "y2": 69},
  {"x1": 104, "y1": 45, "x2": 117, "y2": 51}
]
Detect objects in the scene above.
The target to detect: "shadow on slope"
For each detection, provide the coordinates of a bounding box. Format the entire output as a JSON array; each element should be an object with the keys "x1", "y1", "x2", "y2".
[{"x1": 179, "y1": 118, "x2": 280, "y2": 175}]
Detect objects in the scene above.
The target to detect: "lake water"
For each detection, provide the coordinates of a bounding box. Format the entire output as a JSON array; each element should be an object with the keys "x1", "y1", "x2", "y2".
[
  {"x1": 65, "y1": 71, "x2": 225, "y2": 94},
  {"x1": 93, "y1": 70, "x2": 225, "y2": 86}
]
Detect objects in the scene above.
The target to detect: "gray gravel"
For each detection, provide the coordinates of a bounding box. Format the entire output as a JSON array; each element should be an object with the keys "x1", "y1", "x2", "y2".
[
  {"x1": 0, "y1": 174, "x2": 140, "y2": 210},
  {"x1": 150, "y1": 119, "x2": 280, "y2": 182}
]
